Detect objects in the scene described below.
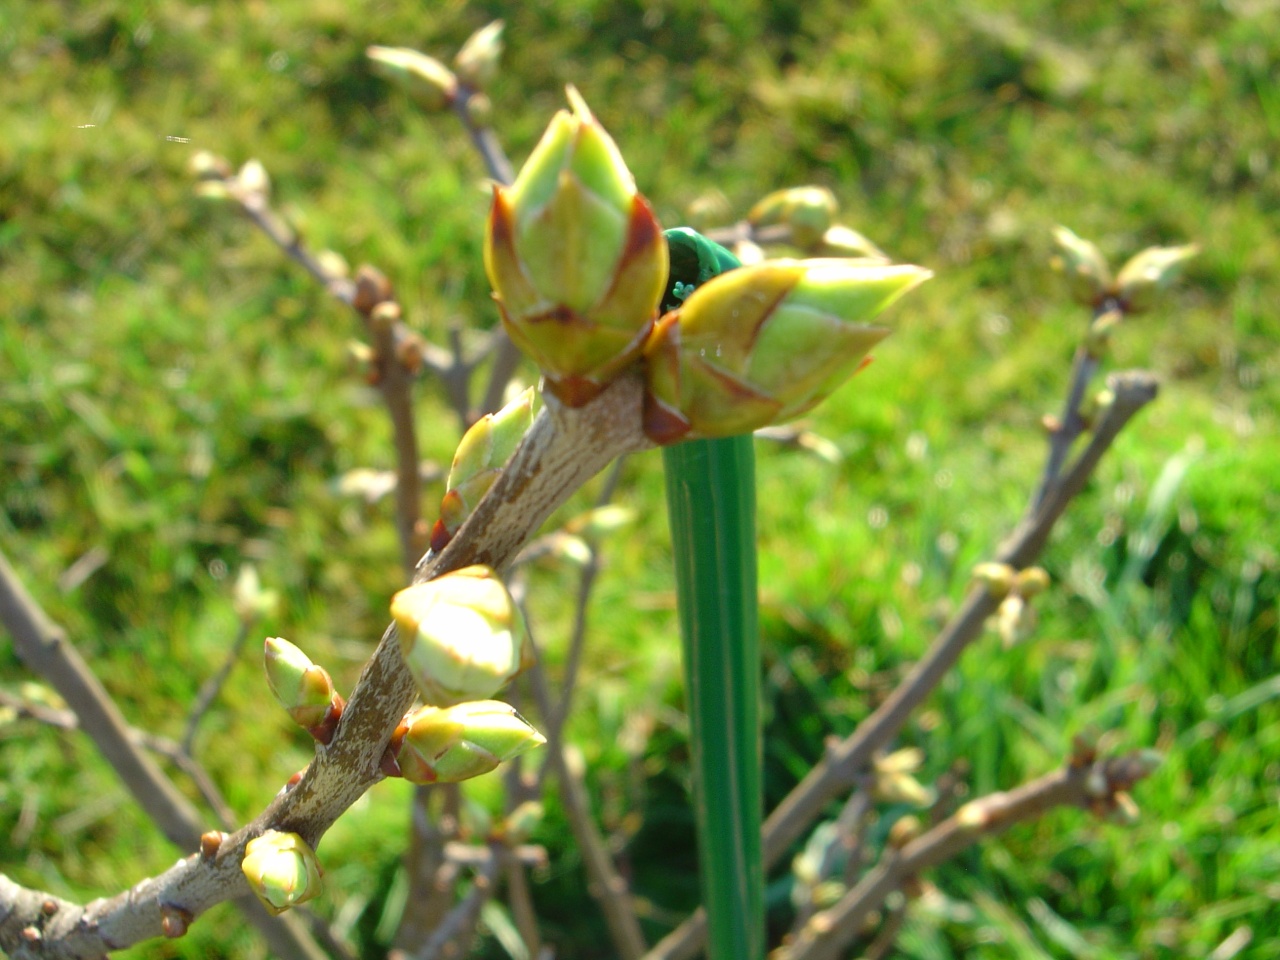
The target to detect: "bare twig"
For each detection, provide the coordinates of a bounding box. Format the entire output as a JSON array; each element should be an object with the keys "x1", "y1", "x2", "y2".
[
  {"x1": 540, "y1": 456, "x2": 628, "y2": 753},
  {"x1": 410, "y1": 848, "x2": 504, "y2": 960},
  {"x1": 182, "y1": 620, "x2": 253, "y2": 756},
  {"x1": 644, "y1": 370, "x2": 1159, "y2": 960},
  {"x1": 525, "y1": 623, "x2": 648, "y2": 960},
  {"x1": 0, "y1": 689, "x2": 237, "y2": 830},
  {"x1": 775, "y1": 751, "x2": 1159, "y2": 960}
]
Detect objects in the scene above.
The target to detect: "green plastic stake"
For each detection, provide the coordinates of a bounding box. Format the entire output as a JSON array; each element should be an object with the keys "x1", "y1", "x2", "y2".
[{"x1": 660, "y1": 229, "x2": 763, "y2": 959}]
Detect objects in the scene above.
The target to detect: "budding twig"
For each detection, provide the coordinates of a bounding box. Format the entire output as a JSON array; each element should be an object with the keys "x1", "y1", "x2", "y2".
[
  {"x1": 0, "y1": 552, "x2": 328, "y2": 960},
  {"x1": 775, "y1": 752, "x2": 1159, "y2": 960}
]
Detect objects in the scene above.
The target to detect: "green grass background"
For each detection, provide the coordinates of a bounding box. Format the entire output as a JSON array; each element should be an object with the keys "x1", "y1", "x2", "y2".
[{"x1": 1, "y1": 0, "x2": 1277, "y2": 957}]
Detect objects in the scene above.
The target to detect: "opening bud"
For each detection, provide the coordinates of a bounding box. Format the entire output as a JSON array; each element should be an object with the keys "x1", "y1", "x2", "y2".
[
  {"x1": 241, "y1": 831, "x2": 323, "y2": 915},
  {"x1": 485, "y1": 87, "x2": 667, "y2": 406},
  {"x1": 396, "y1": 700, "x2": 546, "y2": 784},
  {"x1": 432, "y1": 388, "x2": 536, "y2": 552},
  {"x1": 392, "y1": 566, "x2": 527, "y2": 705},
  {"x1": 367, "y1": 46, "x2": 458, "y2": 111},
  {"x1": 1051, "y1": 226, "x2": 1111, "y2": 307},
  {"x1": 263, "y1": 637, "x2": 339, "y2": 736},
  {"x1": 1114, "y1": 243, "x2": 1199, "y2": 313},
  {"x1": 747, "y1": 186, "x2": 839, "y2": 249},
  {"x1": 643, "y1": 259, "x2": 930, "y2": 443},
  {"x1": 454, "y1": 20, "x2": 504, "y2": 90}
]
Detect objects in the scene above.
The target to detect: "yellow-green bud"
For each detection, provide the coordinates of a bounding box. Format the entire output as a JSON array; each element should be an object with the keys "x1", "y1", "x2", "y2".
[
  {"x1": 237, "y1": 159, "x2": 269, "y2": 198},
  {"x1": 996, "y1": 594, "x2": 1037, "y2": 649},
  {"x1": 1014, "y1": 566, "x2": 1050, "y2": 598},
  {"x1": 562, "y1": 504, "x2": 637, "y2": 540},
  {"x1": 484, "y1": 87, "x2": 668, "y2": 407},
  {"x1": 367, "y1": 46, "x2": 458, "y2": 111},
  {"x1": 1051, "y1": 225, "x2": 1111, "y2": 307},
  {"x1": 241, "y1": 831, "x2": 323, "y2": 915},
  {"x1": 1114, "y1": 243, "x2": 1198, "y2": 313},
  {"x1": 971, "y1": 562, "x2": 1015, "y2": 599},
  {"x1": 747, "y1": 186, "x2": 839, "y2": 249},
  {"x1": 819, "y1": 225, "x2": 888, "y2": 262},
  {"x1": 263, "y1": 637, "x2": 336, "y2": 732},
  {"x1": 454, "y1": 20, "x2": 504, "y2": 89},
  {"x1": 432, "y1": 388, "x2": 536, "y2": 552},
  {"x1": 392, "y1": 566, "x2": 527, "y2": 706},
  {"x1": 887, "y1": 815, "x2": 923, "y2": 849},
  {"x1": 396, "y1": 700, "x2": 546, "y2": 784},
  {"x1": 642, "y1": 259, "x2": 930, "y2": 443},
  {"x1": 501, "y1": 800, "x2": 545, "y2": 843},
  {"x1": 234, "y1": 564, "x2": 279, "y2": 623}
]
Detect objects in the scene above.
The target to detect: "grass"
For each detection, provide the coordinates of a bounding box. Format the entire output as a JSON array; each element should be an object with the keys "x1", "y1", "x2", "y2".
[{"x1": 1, "y1": 1, "x2": 1278, "y2": 957}]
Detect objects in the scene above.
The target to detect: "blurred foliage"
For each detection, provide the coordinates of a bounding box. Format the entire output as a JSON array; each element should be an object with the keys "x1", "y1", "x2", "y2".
[{"x1": 1, "y1": 0, "x2": 1277, "y2": 958}]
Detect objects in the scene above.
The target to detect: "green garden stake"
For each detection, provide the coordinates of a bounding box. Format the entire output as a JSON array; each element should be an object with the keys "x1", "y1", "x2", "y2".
[{"x1": 661, "y1": 229, "x2": 764, "y2": 960}]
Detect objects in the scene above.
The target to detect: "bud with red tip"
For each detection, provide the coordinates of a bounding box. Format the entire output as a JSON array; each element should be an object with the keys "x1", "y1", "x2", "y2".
[
  {"x1": 392, "y1": 700, "x2": 546, "y2": 784},
  {"x1": 263, "y1": 637, "x2": 343, "y2": 744},
  {"x1": 431, "y1": 388, "x2": 536, "y2": 552},
  {"x1": 484, "y1": 88, "x2": 668, "y2": 406},
  {"x1": 642, "y1": 259, "x2": 931, "y2": 443}
]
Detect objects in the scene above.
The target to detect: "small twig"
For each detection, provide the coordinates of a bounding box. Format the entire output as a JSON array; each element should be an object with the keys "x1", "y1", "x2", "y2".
[
  {"x1": 541, "y1": 456, "x2": 628, "y2": 753},
  {"x1": 834, "y1": 784, "x2": 874, "y2": 890},
  {"x1": 1030, "y1": 300, "x2": 1118, "y2": 510},
  {"x1": 860, "y1": 893, "x2": 908, "y2": 960},
  {"x1": 451, "y1": 84, "x2": 515, "y2": 187},
  {"x1": 0, "y1": 689, "x2": 237, "y2": 829},
  {"x1": 442, "y1": 842, "x2": 547, "y2": 870},
  {"x1": 644, "y1": 371, "x2": 1158, "y2": 960},
  {"x1": 525, "y1": 621, "x2": 648, "y2": 960},
  {"x1": 182, "y1": 620, "x2": 253, "y2": 756},
  {"x1": 411, "y1": 847, "x2": 504, "y2": 960},
  {"x1": 775, "y1": 751, "x2": 1158, "y2": 960}
]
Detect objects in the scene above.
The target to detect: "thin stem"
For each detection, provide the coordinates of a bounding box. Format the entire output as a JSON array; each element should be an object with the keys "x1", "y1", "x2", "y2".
[
  {"x1": 525, "y1": 625, "x2": 648, "y2": 960},
  {"x1": 182, "y1": 619, "x2": 253, "y2": 756}
]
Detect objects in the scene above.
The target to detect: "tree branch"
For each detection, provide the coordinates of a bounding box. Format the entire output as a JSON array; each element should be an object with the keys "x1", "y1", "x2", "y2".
[
  {"x1": 0, "y1": 373, "x2": 650, "y2": 958},
  {"x1": 0, "y1": 553, "x2": 327, "y2": 960}
]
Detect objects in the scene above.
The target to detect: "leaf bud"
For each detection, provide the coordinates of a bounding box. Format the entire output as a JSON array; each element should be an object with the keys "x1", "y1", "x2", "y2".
[
  {"x1": 642, "y1": 259, "x2": 930, "y2": 443},
  {"x1": 237, "y1": 159, "x2": 270, "y2": 198},
  {"x1": 454, "y1": 20, "x2": 504, "y2": 90},
  {"x1": 241, "y1": 831, "x2": 323, "y2": 915},
  {"x1": 1114, "y1": 243, "x2": 1199, "y2": 313},
  {"x1": 263, "y1": 637, "x2": 340, "y2": 738},
  {"x1": 1051, "y1": 225, "x2": 1111, "y2": 307},
  {"x1": 396, "y1": 700, "x2": 546, "y2": 783},
  {"x1": 367, "y1": 45, "x2": 458, "y2": 111},
  {"x1": 971, "y1": 562, "x2": 1015, "y2": 599},
  {"x1": 431, "y1": 387, "x2": 536, "y2": 551},
  {"x1": 1014, "y1": 566, "x2": 1050, "y2": 598},
  {"x1": 747, "y1": 186, "x2": 839, "y2": 249},
  {"x1": 819, "y1": 225, "x2": 888, "y2": 261},
  {"x1": 485, "y1": 87, "x2": 667, "y2": 406},
  {"x1": 887, "y1": 815, "x2": 923, "y2": 849},
  {"x1": 392, "y1": 566, "x2": 527, "y2": 706}
]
